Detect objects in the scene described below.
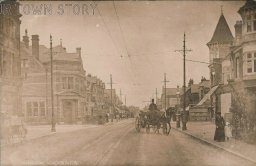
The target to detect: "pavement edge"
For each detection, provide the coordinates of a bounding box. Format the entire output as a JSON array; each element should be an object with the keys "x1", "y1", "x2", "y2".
[{"x1": 172, "y1": 127, "x2": 256, "y2": 164}]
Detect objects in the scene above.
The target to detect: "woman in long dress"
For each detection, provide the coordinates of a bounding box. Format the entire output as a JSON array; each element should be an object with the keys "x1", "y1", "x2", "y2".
[{"x1": 214, "y1": 112, "x2": 225, "y2": 142}]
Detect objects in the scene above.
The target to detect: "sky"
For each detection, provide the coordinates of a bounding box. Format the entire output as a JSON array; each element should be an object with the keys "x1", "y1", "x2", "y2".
[{"x1": 20, "y1": 1, "x2": 244, "y2": 108}]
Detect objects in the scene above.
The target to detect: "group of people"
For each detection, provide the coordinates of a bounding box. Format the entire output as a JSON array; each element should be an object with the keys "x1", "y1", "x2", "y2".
[{"x1": 214, "y1": 112, "x2": 232, "y2": 142}]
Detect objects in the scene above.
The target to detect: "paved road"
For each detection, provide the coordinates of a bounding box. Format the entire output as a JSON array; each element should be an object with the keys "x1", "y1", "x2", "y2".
[{"x1": 1, "y1": 119, "x2": 255, "y2": 166}]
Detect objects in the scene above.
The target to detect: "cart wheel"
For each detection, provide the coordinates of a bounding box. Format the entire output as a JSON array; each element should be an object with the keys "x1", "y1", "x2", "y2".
[
  {"x1": 146, "y1": 124, "x2": 150, "y2": 134},
  {"x1": 135, "y1": 117, "x2": 140, "y2": 132}
]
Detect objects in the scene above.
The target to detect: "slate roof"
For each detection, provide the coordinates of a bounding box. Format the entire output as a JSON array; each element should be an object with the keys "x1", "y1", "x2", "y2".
[
  {"x1": 238, "y1": 0, "x2": 256, "y2": 14},
  {"x1": 208, "y1": 14, "x2": 234, "y2": 45}
]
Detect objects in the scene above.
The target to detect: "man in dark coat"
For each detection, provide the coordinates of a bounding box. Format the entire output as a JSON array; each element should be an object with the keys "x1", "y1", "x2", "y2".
[
  {"x1": 214, "y1": 112, "x2": 225, "y2": 142},
  {"x1": 149, "y1": 99, "x2": 158, "y2": 111}
]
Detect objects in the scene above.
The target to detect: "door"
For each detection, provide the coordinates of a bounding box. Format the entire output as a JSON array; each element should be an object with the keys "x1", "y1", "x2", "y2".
[{"x1": 62, "y1": 100, "x2": 73, "y2": 124}]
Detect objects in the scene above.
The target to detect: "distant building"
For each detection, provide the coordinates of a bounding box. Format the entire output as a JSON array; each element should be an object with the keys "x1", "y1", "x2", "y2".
[
  {"x1": 104, "y1": 89, "x2": 122, "y2": 114},
  {"x1": 20, "y1": 32, "x2": 87, "y2": 124},
  {"x1": 0, "y1": 0, "x2": 22, "y2": 116},
  {"x1": 161, "y1": 87, "x2": 180, "y2": 110},
  {"x1": 86, "y1": 74, "x2": 105, "y2": 117}
]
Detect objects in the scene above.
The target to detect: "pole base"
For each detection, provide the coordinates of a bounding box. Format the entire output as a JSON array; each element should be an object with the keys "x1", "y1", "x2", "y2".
[
  {"x1": 176, "y1": 121, "x2": 180, "y2": 128},
  {"x1": 51, "y1": 124, "x2": 56, "y2": 132},
  {"x1": 182, "y1": 122, "x2": 187, "y2": 130}
]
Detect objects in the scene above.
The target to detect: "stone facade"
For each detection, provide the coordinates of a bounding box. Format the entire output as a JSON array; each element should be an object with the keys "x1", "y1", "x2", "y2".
[{"x1": 0, "y1": 0, "x2": 22, "y2": 117}]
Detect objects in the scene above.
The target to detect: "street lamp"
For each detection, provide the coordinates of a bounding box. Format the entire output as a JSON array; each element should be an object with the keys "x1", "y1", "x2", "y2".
[
  {"x1": 176, "y1": 91, "x2": 181, "y2": 128},
  {"x1": 50, "y1": 34, "x2": 56, "y2": 132}
]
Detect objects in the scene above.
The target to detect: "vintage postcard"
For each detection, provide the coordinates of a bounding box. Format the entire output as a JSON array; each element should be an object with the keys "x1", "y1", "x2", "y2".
[{"x1": 0, "y1": 0, "x2": 256, "y2": 166}]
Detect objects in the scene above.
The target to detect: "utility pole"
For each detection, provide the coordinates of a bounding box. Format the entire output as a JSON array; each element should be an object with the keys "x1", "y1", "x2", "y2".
[
  {"x1": 162, "y1": 73, "x2": 169, "y2": 111},
  {"x1": 175, "y1": 33, "x2": 192, "y2": 131},
  {"x1": 50, "y1": 35, "x2": 56, "y2": 132},
  {"x1": 120, "y1": 89, "x2": 122, "y2": 104},
  {"x1": 125, "y1": 95, "x2": 126, "y2": 106},
  {"x1": 110, "y1": 74, "x2": 113, "y2": 122},
  {"x1": 155, "y1": 88, "x2": 158, "y2": 105}
]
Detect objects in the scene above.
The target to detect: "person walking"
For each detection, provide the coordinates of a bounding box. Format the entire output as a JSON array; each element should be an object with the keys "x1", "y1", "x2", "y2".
[{"x1": 214, "y1": 112, "x2": 225, "y2": 142}]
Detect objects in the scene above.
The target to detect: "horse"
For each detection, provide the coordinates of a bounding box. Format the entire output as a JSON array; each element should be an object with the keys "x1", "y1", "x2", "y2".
[{"x1": 165, "y1": 107, "x2": 176, "y2": 134}]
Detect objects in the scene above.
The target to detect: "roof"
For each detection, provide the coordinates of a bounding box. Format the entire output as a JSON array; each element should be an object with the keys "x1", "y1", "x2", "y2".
[
  {"x1": 238, "y1": 0, "x2": 256, "y2": 14},
  {"x1": 38, "y1": 45, "x2": 80, "y2": 63},
  {"x1": 191, "y1": 84, "x2": 200, "y2": 93},
  {"x1": 199, "y1": 80, "x2": 211, "y2": 88},
  {"x1": 162, "y1": 88, "x2": 178, "y2": 97},
  {"x1": 208, "y1": 14, "x2": 233, "y2": 45}
]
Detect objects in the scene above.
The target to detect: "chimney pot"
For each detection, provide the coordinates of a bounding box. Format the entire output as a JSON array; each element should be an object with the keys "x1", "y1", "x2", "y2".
[
  {"x1": 76, "y1": 47, "x2": 81, "y2": 57},
  {"x1": 32, "y1": 35, "x2": 39, "y2": 60}
]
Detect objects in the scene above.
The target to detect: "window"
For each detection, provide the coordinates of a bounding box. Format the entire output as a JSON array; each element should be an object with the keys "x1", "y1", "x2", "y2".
[
  {"x1": 247, "y1": 21, "x2": 252, "y2": 32},
  {"x1": 39, "y1": 102, "x2": 46, "y2": 116},
  {"x1": 33, "y1": 102, "x2": 38, "y2": 116},
  {"x1": 21, "y1": 59, "x2": 28, "y2": 68},
  {"x1": 75, "y1": 78, "x2": 79, "y2": 91},
  {"x1": 62, "y1": 77, "x2": 67, "y2": 89},
  {"x1": 27, "y1": 101, "x2": 46, "y2": 117},
  {"x1": 246, "y1": 52, "x2": 256, "y2": 74},
  {"x1": 236, "y1": 57, "x2": 240, "y2": 78},
  {"x1": 27, "y1": 102, "x2": 32, "y2": 116},
  {"x1": 68, "y1": 77, "x2": 73, "y2": 89}
]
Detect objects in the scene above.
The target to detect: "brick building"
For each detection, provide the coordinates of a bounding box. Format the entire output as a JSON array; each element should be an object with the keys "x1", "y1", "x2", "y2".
[{"x1": 20, "y1": 33, "x2": 87, "y2": 124}]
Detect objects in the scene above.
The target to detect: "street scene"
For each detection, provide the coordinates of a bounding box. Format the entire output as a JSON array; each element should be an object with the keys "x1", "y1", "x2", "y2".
[{"x1": 1, "y1": 0, "x2": 256, "y2": 166}]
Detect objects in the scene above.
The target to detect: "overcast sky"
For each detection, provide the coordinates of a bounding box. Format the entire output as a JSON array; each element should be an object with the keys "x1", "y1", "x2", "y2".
[{"x1": 20, "y1": 1, "x2": 244, "y2": 108}]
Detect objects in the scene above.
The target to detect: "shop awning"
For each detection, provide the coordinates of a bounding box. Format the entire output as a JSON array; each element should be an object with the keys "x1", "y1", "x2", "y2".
[{"x1": 197, "y1": 85, "x2": 219, "y2": 106}]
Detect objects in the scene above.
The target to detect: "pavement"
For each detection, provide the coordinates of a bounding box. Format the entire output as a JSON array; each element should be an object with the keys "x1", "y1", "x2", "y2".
[
  {"x1": 1, "y1": 119, "x2": 255, "y2": 166},
  {"x1": 171, "y1": 121, "x2": 256, "y2": 164}
]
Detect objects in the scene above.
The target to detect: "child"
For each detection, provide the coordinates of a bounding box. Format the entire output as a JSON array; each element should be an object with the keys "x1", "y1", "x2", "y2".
[{"x1": 225, "y1": 122, "x2": 232, "y2": 141}]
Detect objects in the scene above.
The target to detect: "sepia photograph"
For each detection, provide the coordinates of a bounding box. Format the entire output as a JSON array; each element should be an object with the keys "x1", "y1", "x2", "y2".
[{"x1": 0, "y1": 0, "x2": 256, "y2": 165}]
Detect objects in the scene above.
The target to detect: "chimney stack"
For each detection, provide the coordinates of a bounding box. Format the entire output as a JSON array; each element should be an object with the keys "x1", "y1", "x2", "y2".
[
  {"x1": 32, "y1": 35, "x2": 39, "y2": 60},
  {"x1": 76, "y1": 47, "x2": 81, "y2": 57},
  {"x1": 234, "y1": 21, "x2": 242, "y2": 39},
  {"x1": 23, "y1": 29, "x2": 29, "y2": 48}
]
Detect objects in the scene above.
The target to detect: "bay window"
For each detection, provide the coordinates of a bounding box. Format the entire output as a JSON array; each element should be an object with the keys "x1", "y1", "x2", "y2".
[{"x1": 246, "y1": 52, "x2": 256, "y2": 74}]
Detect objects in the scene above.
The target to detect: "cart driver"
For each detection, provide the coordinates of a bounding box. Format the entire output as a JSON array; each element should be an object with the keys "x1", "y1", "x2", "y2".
[{"x1": 149, "y1": 99, "x2": 158, "y2": 111}]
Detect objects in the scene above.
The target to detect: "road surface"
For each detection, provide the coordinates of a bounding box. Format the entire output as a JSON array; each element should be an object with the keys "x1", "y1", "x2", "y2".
[{"x1": 1, "y1": 119, "x2": 255, "y2": 166}]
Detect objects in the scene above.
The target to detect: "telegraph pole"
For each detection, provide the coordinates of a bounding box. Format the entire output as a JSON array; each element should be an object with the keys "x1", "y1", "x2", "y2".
[
  {"x1": 175, "y1": 33, "x2": 192, "y2": 131},
  {"x1": 110, "y1": 74, "x2": 113, "y2": 122},
  {"x1": 50, "y1": 35, "x2": 56, "y2": 132},
  {"x1": 162, "y1": 73, "x2": 169, "y2": 111},
  {"x1": 155, "y1": 88, "x2": 158, "y2": 105},
  {"x1": 125, "y1": 95, "x2": 126, "y2": 106},
  {"x1": 120, "y1": 89, "x2": 122, "y2": 104}
]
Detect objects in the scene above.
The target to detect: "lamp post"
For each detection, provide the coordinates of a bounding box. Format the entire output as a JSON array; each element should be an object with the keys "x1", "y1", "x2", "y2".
[
  {"x1": 50, "y1": 34, "x2": 56, "y2": 132},
  {"x1": 176, "y1": 91, "x2": 180, "y2": 128}
]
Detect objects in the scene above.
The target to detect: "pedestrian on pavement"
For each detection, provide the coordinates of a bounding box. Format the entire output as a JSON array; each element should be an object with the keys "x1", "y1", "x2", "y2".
[
  {"x1": 105, "y1": 113, "x2": 109, "y2": 123},
  {"x1": 225, "y1": 122, "x2": 232, "y2": 141},
  {"x1": 214, "y1": 112, "x2": 225, "y2": 142}
]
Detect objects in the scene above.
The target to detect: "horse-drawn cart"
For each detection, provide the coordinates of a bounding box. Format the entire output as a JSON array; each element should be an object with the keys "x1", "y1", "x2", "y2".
[{"x1": 135, "y1": 110, "x2": 171, "y2": 135}]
